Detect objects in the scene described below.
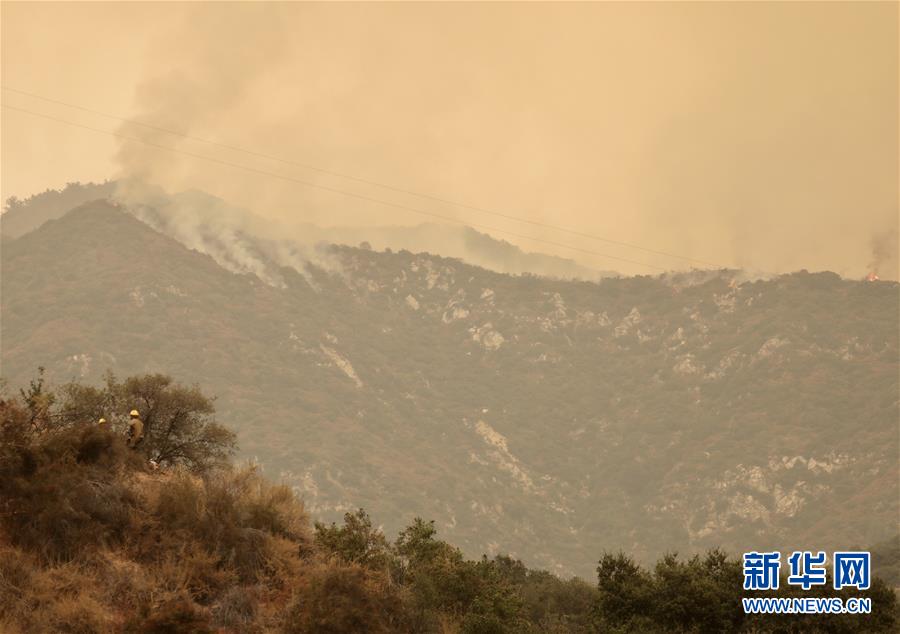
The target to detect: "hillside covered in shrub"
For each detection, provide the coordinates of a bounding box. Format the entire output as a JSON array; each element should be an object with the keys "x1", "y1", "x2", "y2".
[
  {"x1": 2, "y1": 198, "x2": 898, "y2": 579},
  {"x1": 0, "y1": 374, "x2": 896, "y2": 633}
]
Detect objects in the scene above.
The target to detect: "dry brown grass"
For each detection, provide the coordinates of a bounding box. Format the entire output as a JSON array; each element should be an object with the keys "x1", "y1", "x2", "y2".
[
  {"x1": 280, "y1": 561, "x2": 410, "y2": 634},
  {"x1": 0, "y1": 547, "x2": 113, "y2": 633},
  {"x1": 0, "y1": 403, "x2": 323, "y2": 633}
]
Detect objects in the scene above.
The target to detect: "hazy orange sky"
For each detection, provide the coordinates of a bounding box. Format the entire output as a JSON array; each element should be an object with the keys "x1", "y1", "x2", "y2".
[{"x1": 2, "y1": 2, "x2": 897, "y2": 278}]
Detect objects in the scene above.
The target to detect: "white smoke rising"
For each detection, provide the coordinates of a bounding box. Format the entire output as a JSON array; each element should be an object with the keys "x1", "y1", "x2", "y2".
[
  {"x1": 112, "y1": 178, "x2": 614, "y2": 285},
  {"x1": 113, "y1": 179, "x2": 341, "y2": 288},
  {"x1": 868, "y1": 230, "x2": 898, "y2": 279}
]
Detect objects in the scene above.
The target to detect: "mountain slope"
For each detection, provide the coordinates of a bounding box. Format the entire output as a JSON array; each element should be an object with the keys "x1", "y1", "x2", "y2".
[
  {"x1": 3, "y1": 181, "x2": 612, "y2": 280},
  {"x1": 2, "y1": 200, "x2": 898, "y2": 577},
  {"x1": 0, "y1": 181, "x2": 116, "y2": 238}
]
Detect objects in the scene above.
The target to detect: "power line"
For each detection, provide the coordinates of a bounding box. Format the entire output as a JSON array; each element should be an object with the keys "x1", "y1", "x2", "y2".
[
  {"x1": 2, "y1": 103, "x2": 673, "y2": 271},
  {"x1": 1, "y1": 85, "x2": 726, "y2": 268}
]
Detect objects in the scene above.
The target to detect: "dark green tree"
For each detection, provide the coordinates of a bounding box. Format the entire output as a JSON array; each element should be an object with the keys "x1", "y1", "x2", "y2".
[
  {"x1": 314, "y1": 508, "x2": 393, "y2": 571},
  {"x1": 594, "y1": 551, "x2": 655, "y2": 631},
  {"x1": 58, "y1": 372, "x2": 236, "y2": 472}
]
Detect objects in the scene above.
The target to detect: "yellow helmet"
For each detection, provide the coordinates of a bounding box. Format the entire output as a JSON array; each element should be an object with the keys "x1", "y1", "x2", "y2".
[
  {"x1": 98, "y1": 418, "x2": 107, "y2": 425},
  {"x1": 130, "y1": 410, "x2": 140, "y2": 417}
]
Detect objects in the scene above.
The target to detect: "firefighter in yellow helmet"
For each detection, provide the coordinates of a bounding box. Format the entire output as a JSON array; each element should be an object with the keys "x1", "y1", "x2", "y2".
[
  {"x1": 98, "y1": 417, "x2": 108, "y2": 426},
  {"x1": 127, "y1": 409, "x2": 144, "y2": 449}
]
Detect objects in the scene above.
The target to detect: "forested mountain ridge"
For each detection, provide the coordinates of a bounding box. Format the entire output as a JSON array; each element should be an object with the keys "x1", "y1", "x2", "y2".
[{"x1": 2, "y1": 199, "x2": 897, "y2": 578}]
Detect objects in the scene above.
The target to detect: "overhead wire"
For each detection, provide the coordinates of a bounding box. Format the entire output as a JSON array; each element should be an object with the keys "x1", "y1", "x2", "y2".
[
  {"x1": 2, "y1": 102, "x2": 678, "y2": 271},
  {"x1": 1, "y1": 86, "x2": 728, "y2": 269}
]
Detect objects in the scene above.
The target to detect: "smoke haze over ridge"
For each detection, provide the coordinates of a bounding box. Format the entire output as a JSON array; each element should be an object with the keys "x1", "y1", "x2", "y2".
[{"x1": 2, "y1": 2, "x2": 897, "y2": 278}]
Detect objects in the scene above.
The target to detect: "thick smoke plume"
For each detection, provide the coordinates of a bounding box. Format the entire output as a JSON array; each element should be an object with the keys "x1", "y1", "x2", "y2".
[
  {"x1": 4, "y1": 2, "x2": 897, "y2": 279},
  {"x1": 113, "y1": 5, "x2": 289, "y2": 186}
]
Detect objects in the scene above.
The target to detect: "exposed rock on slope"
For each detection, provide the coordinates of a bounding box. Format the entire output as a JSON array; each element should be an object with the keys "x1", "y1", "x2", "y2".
[{"x1": 2, "y1": 200, "x2": 897, "y2": 577}]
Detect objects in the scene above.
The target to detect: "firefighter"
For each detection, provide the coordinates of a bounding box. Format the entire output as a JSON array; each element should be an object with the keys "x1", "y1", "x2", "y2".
[
  {"x1": 98, "y1": 417, "x2": 108, "y2": 426},
  {"x1": 127, "y1": 409, "x2": 144, "y2": 449}
]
